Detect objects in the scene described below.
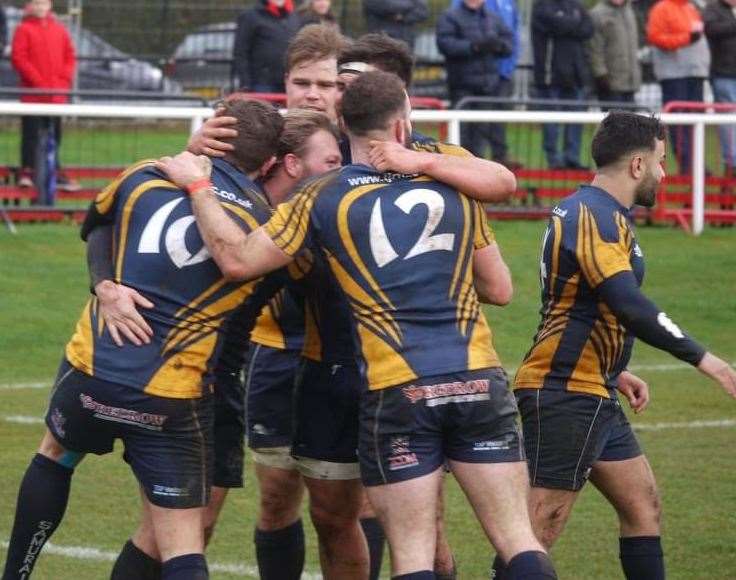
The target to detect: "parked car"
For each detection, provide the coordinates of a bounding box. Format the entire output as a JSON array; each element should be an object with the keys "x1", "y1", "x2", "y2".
[
  {"x1": 166, "y1": 22, "x2": 236, "y2": 99},
  {"x1": 0, "y1": 6, "x2": 180, "y2": 96}
]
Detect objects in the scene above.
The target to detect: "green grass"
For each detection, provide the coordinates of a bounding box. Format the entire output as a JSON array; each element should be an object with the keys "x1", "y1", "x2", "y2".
[{"x1": 1, "y1": 222, "x2": 735, "y2": 579}]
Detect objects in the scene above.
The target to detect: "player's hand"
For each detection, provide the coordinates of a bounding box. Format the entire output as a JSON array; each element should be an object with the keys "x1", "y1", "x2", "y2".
[
  {"x1": 156, "y1": 152, "x2": 212, "y2": 190},
  {"x1": 697, "y1": 352, "x2": 736, "y2": 398},
  {"x1": 186, "y1": 115, "x2": 237, "y2": 157},
  {"x1": 617, "y1": 370, "x2": 650, "y2": 414},
  {"x1": 95, "y1": 280, "x2": 154, "y2": 347},
  {"x1": 368, "y1": 140, "x2": 429, "y2": 174}
]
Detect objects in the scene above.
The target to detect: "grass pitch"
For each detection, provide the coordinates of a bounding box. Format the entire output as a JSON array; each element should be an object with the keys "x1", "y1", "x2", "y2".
[{"x1": 1, "y1": 221, "x2": 735, "y2": 579}]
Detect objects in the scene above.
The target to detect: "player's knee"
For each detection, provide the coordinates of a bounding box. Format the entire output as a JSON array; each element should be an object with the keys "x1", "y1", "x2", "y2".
[
  {"x1": 536, "y1": 503, "x2": 570, "y2": 548},
  {"x1": 620, "y1": 483, "x2": 662, "y2": 531},
  {"x1": 309, "y1": 500, "x2": 358, "y2": 538},
  {"x1": 38, "y1": 430, "x2": 78, "y2": 465}
]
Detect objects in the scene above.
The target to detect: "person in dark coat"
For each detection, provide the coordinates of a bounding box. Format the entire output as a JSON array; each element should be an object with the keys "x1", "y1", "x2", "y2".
[
  {"x1": 437, "y1": 0, "x2": 513, "y2": 160},
  {"x1": 532, "y1": 0, "x2": 594, "y2": 169},
  {"x1": 362, "y1": 0, "x2": 428, "y2": 51},
  {"x1": 704, "y1": 0, "x2": 736, "y2": 175},
  {"x1": 297, "y1": 0, "x2": 339, "y2": 29},
  {"x1": 233, "y1": 0, "x2": 301, "y2": 92}
]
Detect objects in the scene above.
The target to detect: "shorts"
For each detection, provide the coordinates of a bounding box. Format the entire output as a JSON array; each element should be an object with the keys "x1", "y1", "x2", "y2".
[
  {"x1": 245, "y1": 343, "x2": 300, "y2": 449},
  {"x1": 46, "y1": 359, "x2": 213, "y2": 509},
  {"x1": 515, "y1": 388, "x2": 643, "y2": 492},
  {"x1": 212, "y1": 370, "x2": 245, "y2": 488},
  {"x1": 251, "y1": 445, "x2": 296, "y2": 470},
  {"x1": 291, "y1": 358, "x2": 362, "y2": 471},
  {"x1": 359, "y1": 367, "x2": 524, "y2": 487}
]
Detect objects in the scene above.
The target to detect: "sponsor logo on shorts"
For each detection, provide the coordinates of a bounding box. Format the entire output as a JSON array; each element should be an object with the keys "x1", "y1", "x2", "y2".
[
  {"x1": 79, "y1": 394, "x2": 167, "y2": 430},
  {"x1": 473, "y1": 434, "x2": 514, "y2": 452},
  {"x1": 152, "y1": 484, "x2": 189, "y2": 498},
  {"x1": 50, "y1": 408, "x2": 66, "y2": 438},
  {"x1": 388, "y1": 436, "x2": 419, "y2": 471},
  {"x1": 402, "y1": 379, "x2": 490, "y2": 407},
  {"x1": 18, "y1": 520, "x2": 52, "y2": 578}
]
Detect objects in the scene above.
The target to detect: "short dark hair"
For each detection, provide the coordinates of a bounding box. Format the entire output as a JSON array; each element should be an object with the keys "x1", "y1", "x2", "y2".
[
  {"x1": 591, "y1": 111, "x2": 666, "y2": 169},
  {"x1": 286, "y1": 24, "x2": 349, "y2": 74},
  {"x1": 340, "y1": 71, "x2": 407, "y2": 136},
  {"x1": 338, "y1": 33, "x2": 414, "y2": 86},
  {"x1": 219, "y1": 99, "x2": 284, "y2": 173}
]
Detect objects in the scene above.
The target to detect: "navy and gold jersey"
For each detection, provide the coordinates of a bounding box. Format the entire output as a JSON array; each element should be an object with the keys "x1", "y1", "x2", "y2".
[
  {"x1": 67, "y1": 158, "x2": 277, "y2": 399},
  {"x1": 515, "y1": 186, "x2": 646, "y2": 398},
  {"x1": 264, "y1": 165, "x2": 500, "y2": 391},
  {"x1": 249, "y1": 285, "x2": 306, "y2": 352}
]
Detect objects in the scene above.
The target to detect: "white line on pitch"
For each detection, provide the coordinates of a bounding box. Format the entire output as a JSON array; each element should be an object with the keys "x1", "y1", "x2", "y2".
[
  {"x1": 634, "y1": 419, "x2": 736, "y2": 431},
  {"x1": 0, "y1": 381, "x2": 48, "y2": 390},
  {"x1": 0, "y1": 540, "x2": 322, "y2": 579},
  {"x1": 2, "y1": 415, "x2": 44, "y2": 425}
]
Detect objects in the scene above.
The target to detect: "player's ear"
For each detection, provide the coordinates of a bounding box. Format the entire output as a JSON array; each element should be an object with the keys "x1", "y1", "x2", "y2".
[
  {"x1": 259, "y1": 155, "x2": 278, "y2": 178},
  {"x1": 630, "y1": 154, "x2": 644, "y2": 180},
  {"x1": 283, "y1": 153, "x2": 303, "y2": 179},
  {"x1": 393, "y1": 117, "x2": 406, "y2": 146}
]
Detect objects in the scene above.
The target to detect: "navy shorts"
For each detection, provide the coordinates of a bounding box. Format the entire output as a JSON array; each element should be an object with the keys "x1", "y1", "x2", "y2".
[
  {"x1": 212, "y1": 370, "x2": 245, "y2": 488},
  {"x1": 245, "y1": 343, "x2": 300, "y2": 450},
  {"x1": 515, "y1": 388, "x2": 642, "y2": 492},
  {"x1": 46, "y1": 359, "x2": 213, "y2": 509},
  {"x1": 292, "y1": 358, "x2": 362, "y2": 464},
  {"x1": 359, "y1": 368, "x2": 524, "y2": 487}
]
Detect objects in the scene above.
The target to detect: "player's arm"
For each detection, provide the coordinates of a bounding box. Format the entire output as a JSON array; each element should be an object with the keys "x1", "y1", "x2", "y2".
[
  {"x1": 473, "y1": 243, "x2": 513, "y2": 306},
  {"x1": 154, "y1": 152, "x2": 294, "y2": 281},
  {"x1": 471, "y1": 200, "x2": 512, "y2": 305},
  {"x1": 187, "y1": 114, "x2": 237, "y2": 158},
  {"x1": 596, "y1": 272, "x2": 736, "y2": 397},
  {"x1": 368, "y1": 140, "x2": 516, "y2": 203}
]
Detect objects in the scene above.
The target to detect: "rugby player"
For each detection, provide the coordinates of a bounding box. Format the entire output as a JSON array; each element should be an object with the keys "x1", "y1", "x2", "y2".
[
  {"x1": 502, "y1": 111, "x2": 736, "y2": 580},
  {"x1": 95, "y1": 109, "x2": 343, "y2": 580},
  {"x1": 1, "y1": 99, "x2": 285, "y2": 580},
  {"x1": 155, "y1": 71, "x2": 556, "y2": 580}
]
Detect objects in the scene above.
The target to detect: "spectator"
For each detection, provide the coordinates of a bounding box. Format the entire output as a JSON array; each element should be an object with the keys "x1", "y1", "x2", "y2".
[
  {"x1": 437, "y1": 0, "x2": 513, "y2": 161},
  {"x1": 704, "y1": 0, "x2": 736, "y2": 176},
  {"x1": 587, "y1": 0, "x2": 642, "y2": 105},
  {"x1": 233, "y1": 0, "x2": 301, "y2": 92},
  {"x1": 451, "y1": 0, "x2": 523, "y2": 169},
  {"x1": 11, "y1": 0, "x2": 79, "y2": 194},
  {"x1": 532, "y1": 0, "x2": 594, "y2": 169},
  {"x1": 362, "y1": 0, "x2": 428, "y2": 50},
  {"x1": 647, "y1": 0, "x2": 710, "y2": 174},
  {"x1": 297, "y1": 0, "x2": 339, "y2": 29}
]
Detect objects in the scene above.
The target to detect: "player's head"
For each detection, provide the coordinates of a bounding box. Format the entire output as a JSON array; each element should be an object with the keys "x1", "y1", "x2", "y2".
[
  {"x1": 591, "y1": 111, "x2": 666, "y2": 207},
  {"x1": 217, "y1": 98, "x2": 284, "y2": 177},
  {"x1": 27, "y1": 0, "x2": 52, "y2": 18},
  {"x1": 277, "y1": 109, "x2": 341, "y2": 180},
  {"x1": 340, "y1": 71, "x2": 411, "y2": 147},
  {"x1": 337, "y1": 33, "x2": 414, "y2": 96},
  {"x1": 284, "y1": 24, "x2": 350, "y2": 119}
]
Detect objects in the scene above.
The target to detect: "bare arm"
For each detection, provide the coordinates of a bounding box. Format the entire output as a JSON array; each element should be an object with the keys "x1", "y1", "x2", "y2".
[
  {"x1": 368, "y1": 140, "x2": 516, "y2": 203},
  {"x1": 154, "y1": 152, "x2": 292, "y2": 281},
  {"x1": 187, "y1": 115, "x2": 237, "y2": 158},
  {"x1": 472, "y1": 243, "x2": 513, "y2": 306}
]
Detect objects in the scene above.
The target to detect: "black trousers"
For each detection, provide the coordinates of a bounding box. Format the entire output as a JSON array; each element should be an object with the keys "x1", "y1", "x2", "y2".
[{"x1": 21, "y1": 116, "x2": 62, "y2": 170}]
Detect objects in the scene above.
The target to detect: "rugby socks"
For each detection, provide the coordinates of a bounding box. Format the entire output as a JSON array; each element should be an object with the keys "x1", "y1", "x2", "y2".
[
  {"x1": 392, "y1": 572, "x2": 435, "y2": 579},
  {"x1": 360, "y1": 517, "x2": 385, "y2": 580},
  {"x1": 254, "y1": 519, "x2": 305, "y2": 580},
  {"x1": 619, "y1": 536, "x2": 665, "y2": 580},
  {"x1": 491, "y1": 554, "x2": 508, "y2": 579},
  {"x1": 110, "y1": 539, "x2": 162, "y2": 580},
  {"x1": 506, "y1": 551, "x2": 557, "y2": 579},
  {"x1": 1, "y1": 454, "x2": 73, "y2": 580},
  {"x1": 161, "y1": 554, "x2": 208, "y2": 580}
]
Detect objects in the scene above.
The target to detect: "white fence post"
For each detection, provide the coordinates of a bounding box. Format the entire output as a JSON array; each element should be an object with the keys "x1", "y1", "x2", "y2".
[
  {"x1": 692, "y1": 121, "x2": 706, "y2": 236},
  {"x1": 447, "y1": 119, "x2": 461, "y2": 145},
  {"x1": 190, "y1": 116, "x2": 205, "y2": 135}
]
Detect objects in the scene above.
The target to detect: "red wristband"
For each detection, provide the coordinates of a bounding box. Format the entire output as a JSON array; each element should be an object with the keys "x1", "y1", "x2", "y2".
[{"x1": 186, "y1": 178, "x2": 212, "y2": 195}]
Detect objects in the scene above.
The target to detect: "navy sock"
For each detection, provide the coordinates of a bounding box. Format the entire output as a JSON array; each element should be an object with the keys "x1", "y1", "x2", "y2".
[
  {"x1": 110, "y1": 539, "x2": 161, "y2": 580},
  {"x1": 506, "y1": 551, "x2": 557, "y2": 579},
  {"x1": 491, "y1": 554, "x2": 508, "y2": 579},
  {"x1": 254, "y1": 520, "x2": 305, "y2": 580},
  {"x1": 393, "y1": 572, "x2": 435, "y2": 580},
  {"x1": 161, "y1": 554, "x2": 208, "y2": 580},
  {"x1": 360, "y1": 517, "x2": 385, "y2": 580},
  {"x1": 1, "y1": 454, "x2": 73, "y2": 580},
  {"x1": 619, "y1": 536, "x2": 665, "y2": 580}
]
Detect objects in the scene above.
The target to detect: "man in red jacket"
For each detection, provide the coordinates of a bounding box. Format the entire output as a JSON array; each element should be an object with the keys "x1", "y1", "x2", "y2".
[{"x1": 11, "y1": 0, "x2": 79, "y2": 193}]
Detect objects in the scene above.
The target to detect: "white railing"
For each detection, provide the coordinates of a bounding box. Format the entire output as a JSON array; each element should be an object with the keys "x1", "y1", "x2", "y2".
[{"x1": 2, "y1": 102, "x2": 735, "y2": 235}]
